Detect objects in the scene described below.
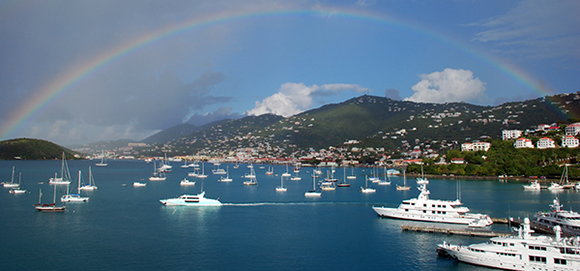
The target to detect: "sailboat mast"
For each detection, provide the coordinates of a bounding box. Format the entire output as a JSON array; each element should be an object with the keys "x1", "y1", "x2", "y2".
[{"x1": 78, "y1": 170, "x2": 82, "y2": 193}]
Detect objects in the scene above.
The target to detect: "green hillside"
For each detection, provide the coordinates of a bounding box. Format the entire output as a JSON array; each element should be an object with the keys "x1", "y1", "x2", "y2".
[{"x1": 0, "y1": 138, "x2": 78, "y2": 160}]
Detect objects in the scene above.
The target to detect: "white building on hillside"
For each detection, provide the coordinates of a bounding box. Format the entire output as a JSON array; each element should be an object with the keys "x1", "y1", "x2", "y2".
[
  {"x1": 565, "y1": 123, "x2": 580, "y2": 136},
  {"x1": 502, "y1": 129, "x2": 523, "y2": 140},
  {"x1": 514, "y1": 138, "x2": 534, "y2": 148},
  {"x1": 536, "y1": 137, "x2": 555, "y2": 149},
  {"x1": 461, "y1": 141, "x2": 491, "y2": 152},
  {"x1": 562, "y1": 135, "x2": 580, "y2": 148}
]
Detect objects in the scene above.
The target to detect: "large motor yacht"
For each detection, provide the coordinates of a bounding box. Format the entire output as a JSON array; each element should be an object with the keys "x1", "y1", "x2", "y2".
[
  {"x1": 438, "y1": 218, "x2": 580, "y2": 270},
  {"x1": 159, "y1": 191, "x2": 222, "y2": 206},
  {"x1": 534, "y1": 197, "x2": 580, "y2": 236},
  {"x1": 372, "y1": 184, "x2": 492, "y2": 226}
]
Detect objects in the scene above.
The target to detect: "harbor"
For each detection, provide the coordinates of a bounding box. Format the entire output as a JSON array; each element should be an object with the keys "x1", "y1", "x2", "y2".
[{"x1": 401, "y1": 224, "x2": 514, "y2": 237}]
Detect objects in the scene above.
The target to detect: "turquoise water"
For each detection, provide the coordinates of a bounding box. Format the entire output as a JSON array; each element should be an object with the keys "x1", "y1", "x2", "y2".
[{"x1": 1, "y1": 160, "x2": 579, "y2": 270}]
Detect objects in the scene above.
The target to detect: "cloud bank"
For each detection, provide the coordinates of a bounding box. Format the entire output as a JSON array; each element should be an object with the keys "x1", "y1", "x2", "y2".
[
  {"x1": 246, "y1": 83, "x2": 369, "y2": 117},
  {"x1": 404, "y1": 68, "x2": 486, "y2": 104}
]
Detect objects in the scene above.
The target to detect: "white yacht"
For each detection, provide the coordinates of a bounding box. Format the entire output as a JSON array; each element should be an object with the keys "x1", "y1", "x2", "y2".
[
  {"x1": 2, "y1": 166, "x2": 19, "y2": 188},
  {"x1": 438, "y1": 218, "x2": 580, "y2": 270},
  {"x1": 534, "y1": 197, "x2": 580, "y2": 236},
  {"x1": 523, "y1": 180, "x2": 541, "y2": 190},
  {"x1": 79, "y1": 166, "x2": 98, "y2": 191},
  {"x1": 61, "y1": 170, "x2": 89, "y2": 202},
  {"x1": 133, "y1": 182, "x2": 147, "y2": 187},
  {"x1": 305, "y1": 174, "x2": 321, "y2": 197},
  {"x1": 179, "y1": 178, "x2": 196, "y2": 186},
  {"x1": 49, "y1": 153, "x2": 72, "y2": 185},
  {"x1": 159, "y1": 191, "x2": 222, "y2": 206},
  {"x1": 372, "y1": 183, "x2": 492, "y2": 226}
]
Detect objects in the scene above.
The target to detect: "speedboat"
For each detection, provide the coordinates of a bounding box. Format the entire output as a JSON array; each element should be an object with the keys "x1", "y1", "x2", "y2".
[
  {"x1": 180, "y1": 178, "x2": 196, "y2": 186},
  {"x1": 438, "y1": 218, "x2": 580, "y2": 270},
  {"x1": 523, "y1": 180, "x2": 541, "y2": 190},
  {"x1": 159, "y1": 191, "x2": 222, "y2": 206},
  {"x1": 372, "y1": 183, "x2": 492, "y2": 226},
  {"x1": 133, "y1": 182, "x2": 147, "y2": 187}
]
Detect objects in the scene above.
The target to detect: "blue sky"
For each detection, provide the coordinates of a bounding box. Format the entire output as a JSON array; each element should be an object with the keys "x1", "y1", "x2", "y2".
[{"x1": 0, "y1": 0, "x2": 578, "y2": 145}]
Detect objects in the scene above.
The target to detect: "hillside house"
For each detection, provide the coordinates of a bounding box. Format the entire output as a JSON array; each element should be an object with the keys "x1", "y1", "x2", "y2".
[
  {"x1": 536, "y1": 137, "x2": 555, "y2": 149},
  {"x1": 461, "y1": 141, "x2": 491, "y2": 152},
  {"x1": 565, "y1": 123, "x2": 580, "y2": 136},
  {"x1": 514, "y1": 138, "x2": 534, "y2": 149},
  {"x1": 562, "y1": 135, "x2": 580, "y2": 148},
  {"x1": 502, "y1": 129, "x2": 523, "y2": 140},
  {"x1": 450, "y1": 158, "x2": 465, "y2": 164}
]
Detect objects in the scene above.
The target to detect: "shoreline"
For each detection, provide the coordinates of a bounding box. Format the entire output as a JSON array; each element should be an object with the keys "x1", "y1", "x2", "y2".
[{"x1": 404, "y1": 173, "x2": 576, "y2": 183}]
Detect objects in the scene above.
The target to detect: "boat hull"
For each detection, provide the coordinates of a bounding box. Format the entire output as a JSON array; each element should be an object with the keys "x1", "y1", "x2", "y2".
[{"x1": 159, "y1": 199, "x2": 222, "y2": 206}]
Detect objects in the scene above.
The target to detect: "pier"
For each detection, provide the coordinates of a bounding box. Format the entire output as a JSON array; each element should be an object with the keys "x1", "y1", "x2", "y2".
[{"x1": 401, "y1": 224, "x2": 514, "y2": 237}]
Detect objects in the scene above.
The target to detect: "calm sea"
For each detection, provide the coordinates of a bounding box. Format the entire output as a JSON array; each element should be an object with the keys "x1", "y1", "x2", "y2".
[{"x1": 1, "y1": 160, "x2": 578, "y2": 271}]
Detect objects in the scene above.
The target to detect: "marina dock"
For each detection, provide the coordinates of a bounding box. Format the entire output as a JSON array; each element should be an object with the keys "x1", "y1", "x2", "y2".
[{"x1": 401, "y1": 224, "x2": 514, "y2": 237}]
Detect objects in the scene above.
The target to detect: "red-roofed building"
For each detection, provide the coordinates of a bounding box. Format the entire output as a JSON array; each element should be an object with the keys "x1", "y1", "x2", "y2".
[
  {"x1": 562, "y1": 135, "x2": 579, "y2": 148},
  {"x1": 565, "y1": 123, "x2": 580, "y2": 136},
  {"x1": 536, "y1": 137, "x2": 555, "y2": 149}
]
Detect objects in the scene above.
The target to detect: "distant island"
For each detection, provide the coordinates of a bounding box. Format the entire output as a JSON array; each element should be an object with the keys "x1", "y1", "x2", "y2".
[{"x1": 0, "y1": 138, "x2": 79, "y2": 160}]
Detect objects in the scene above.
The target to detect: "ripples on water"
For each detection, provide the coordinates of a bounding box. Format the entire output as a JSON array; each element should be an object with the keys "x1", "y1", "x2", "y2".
[{"x1": 1, "y1": 160, "x2": 579, "y2": 270}]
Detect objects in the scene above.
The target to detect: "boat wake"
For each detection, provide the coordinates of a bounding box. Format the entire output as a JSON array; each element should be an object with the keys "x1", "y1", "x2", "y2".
[{"x1": 222, "y1": 201, "x2": 372, "y2": 206}]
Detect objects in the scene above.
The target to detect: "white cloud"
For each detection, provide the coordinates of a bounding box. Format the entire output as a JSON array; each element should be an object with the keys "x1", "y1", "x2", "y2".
[
  {"x1": 404, "y1": 68, "x2": 486, "y2": 104},
  {"x1": 246, "y1": 82, "x2": 369, "y2": 117}
]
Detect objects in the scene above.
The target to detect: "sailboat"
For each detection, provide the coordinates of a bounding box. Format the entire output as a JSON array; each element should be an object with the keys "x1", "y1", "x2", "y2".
[
  {"x1": 282, "y1": 164, "x2": 291, "y2": 177},
  {"x1": 378, "y1": 166, "x2": 391, "y2": 185},
  {"x1": 243, "y1": 166, "x2": 258, "y2": 185},
  {"x1": 61, "y1": 170, "x2": 89, "y2": 202},
  {"x1": 276, "y1": 175, "x2": 287, "y2": 192},
  {"x1": 34, "y1": 185, "x2": 66, "y2": 212},
  {"x1": 347, "y1": 166, "x2": 356, "y2": 180},
  {"x1": 265, "y1": 166, "x2": 274, "y2": 175},
  {"x1": 149, "y1": 160, "x2": 166, "y2": 181},
  {"x1": 548, "y1": 164, "x2": 572, "y2": 190},
  {"x1": 360, "y1": 176, "x2": 376, "y2": 193},
  {"x1": 305, "y1": 174, "x2": 321, "y2": 197},
  {"x1": 9, "y1": 172, "x2": 26, "y2": 194},
  {"x1": 219, "y1": 166, "x2": 233, "y2": 182},
  {"x1": 196, "y1": 163, "x2": 208, "y2": 178},
  {"x1": 49, "y1": 152, "x2": 72, "y2": 185},
  {"x1": 396, "y1": 169, "x2": 411, "y2": 191},
  {"x1": 416, "y1": 164, "x2": 428, "y2": 185},
  {"x1": 95, "y1": 150, "x2": 108, "y2": 167},
  {"x1": 337, "y1": 166, "x2": 351, "y2": 187},
  {"x1": 290, "y1": 170, "x2": 302, "y2": 181},
  {"x1": 79, "y1": 166, "x2": 98, "y2": 190},
  {"x1": 2, "y1": 166, "x2": 19, "y2": 188}
]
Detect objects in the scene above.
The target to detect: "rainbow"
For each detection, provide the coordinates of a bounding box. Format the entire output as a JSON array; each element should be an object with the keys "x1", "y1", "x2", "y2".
[{"x1": 0, "y1": 6, "x2": 551, "y2": 140}]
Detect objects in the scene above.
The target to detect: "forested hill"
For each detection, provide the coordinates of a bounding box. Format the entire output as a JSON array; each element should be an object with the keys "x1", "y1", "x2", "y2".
[{"x1": 0, "y1": 138, "x2": 78, "y2": 160}]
